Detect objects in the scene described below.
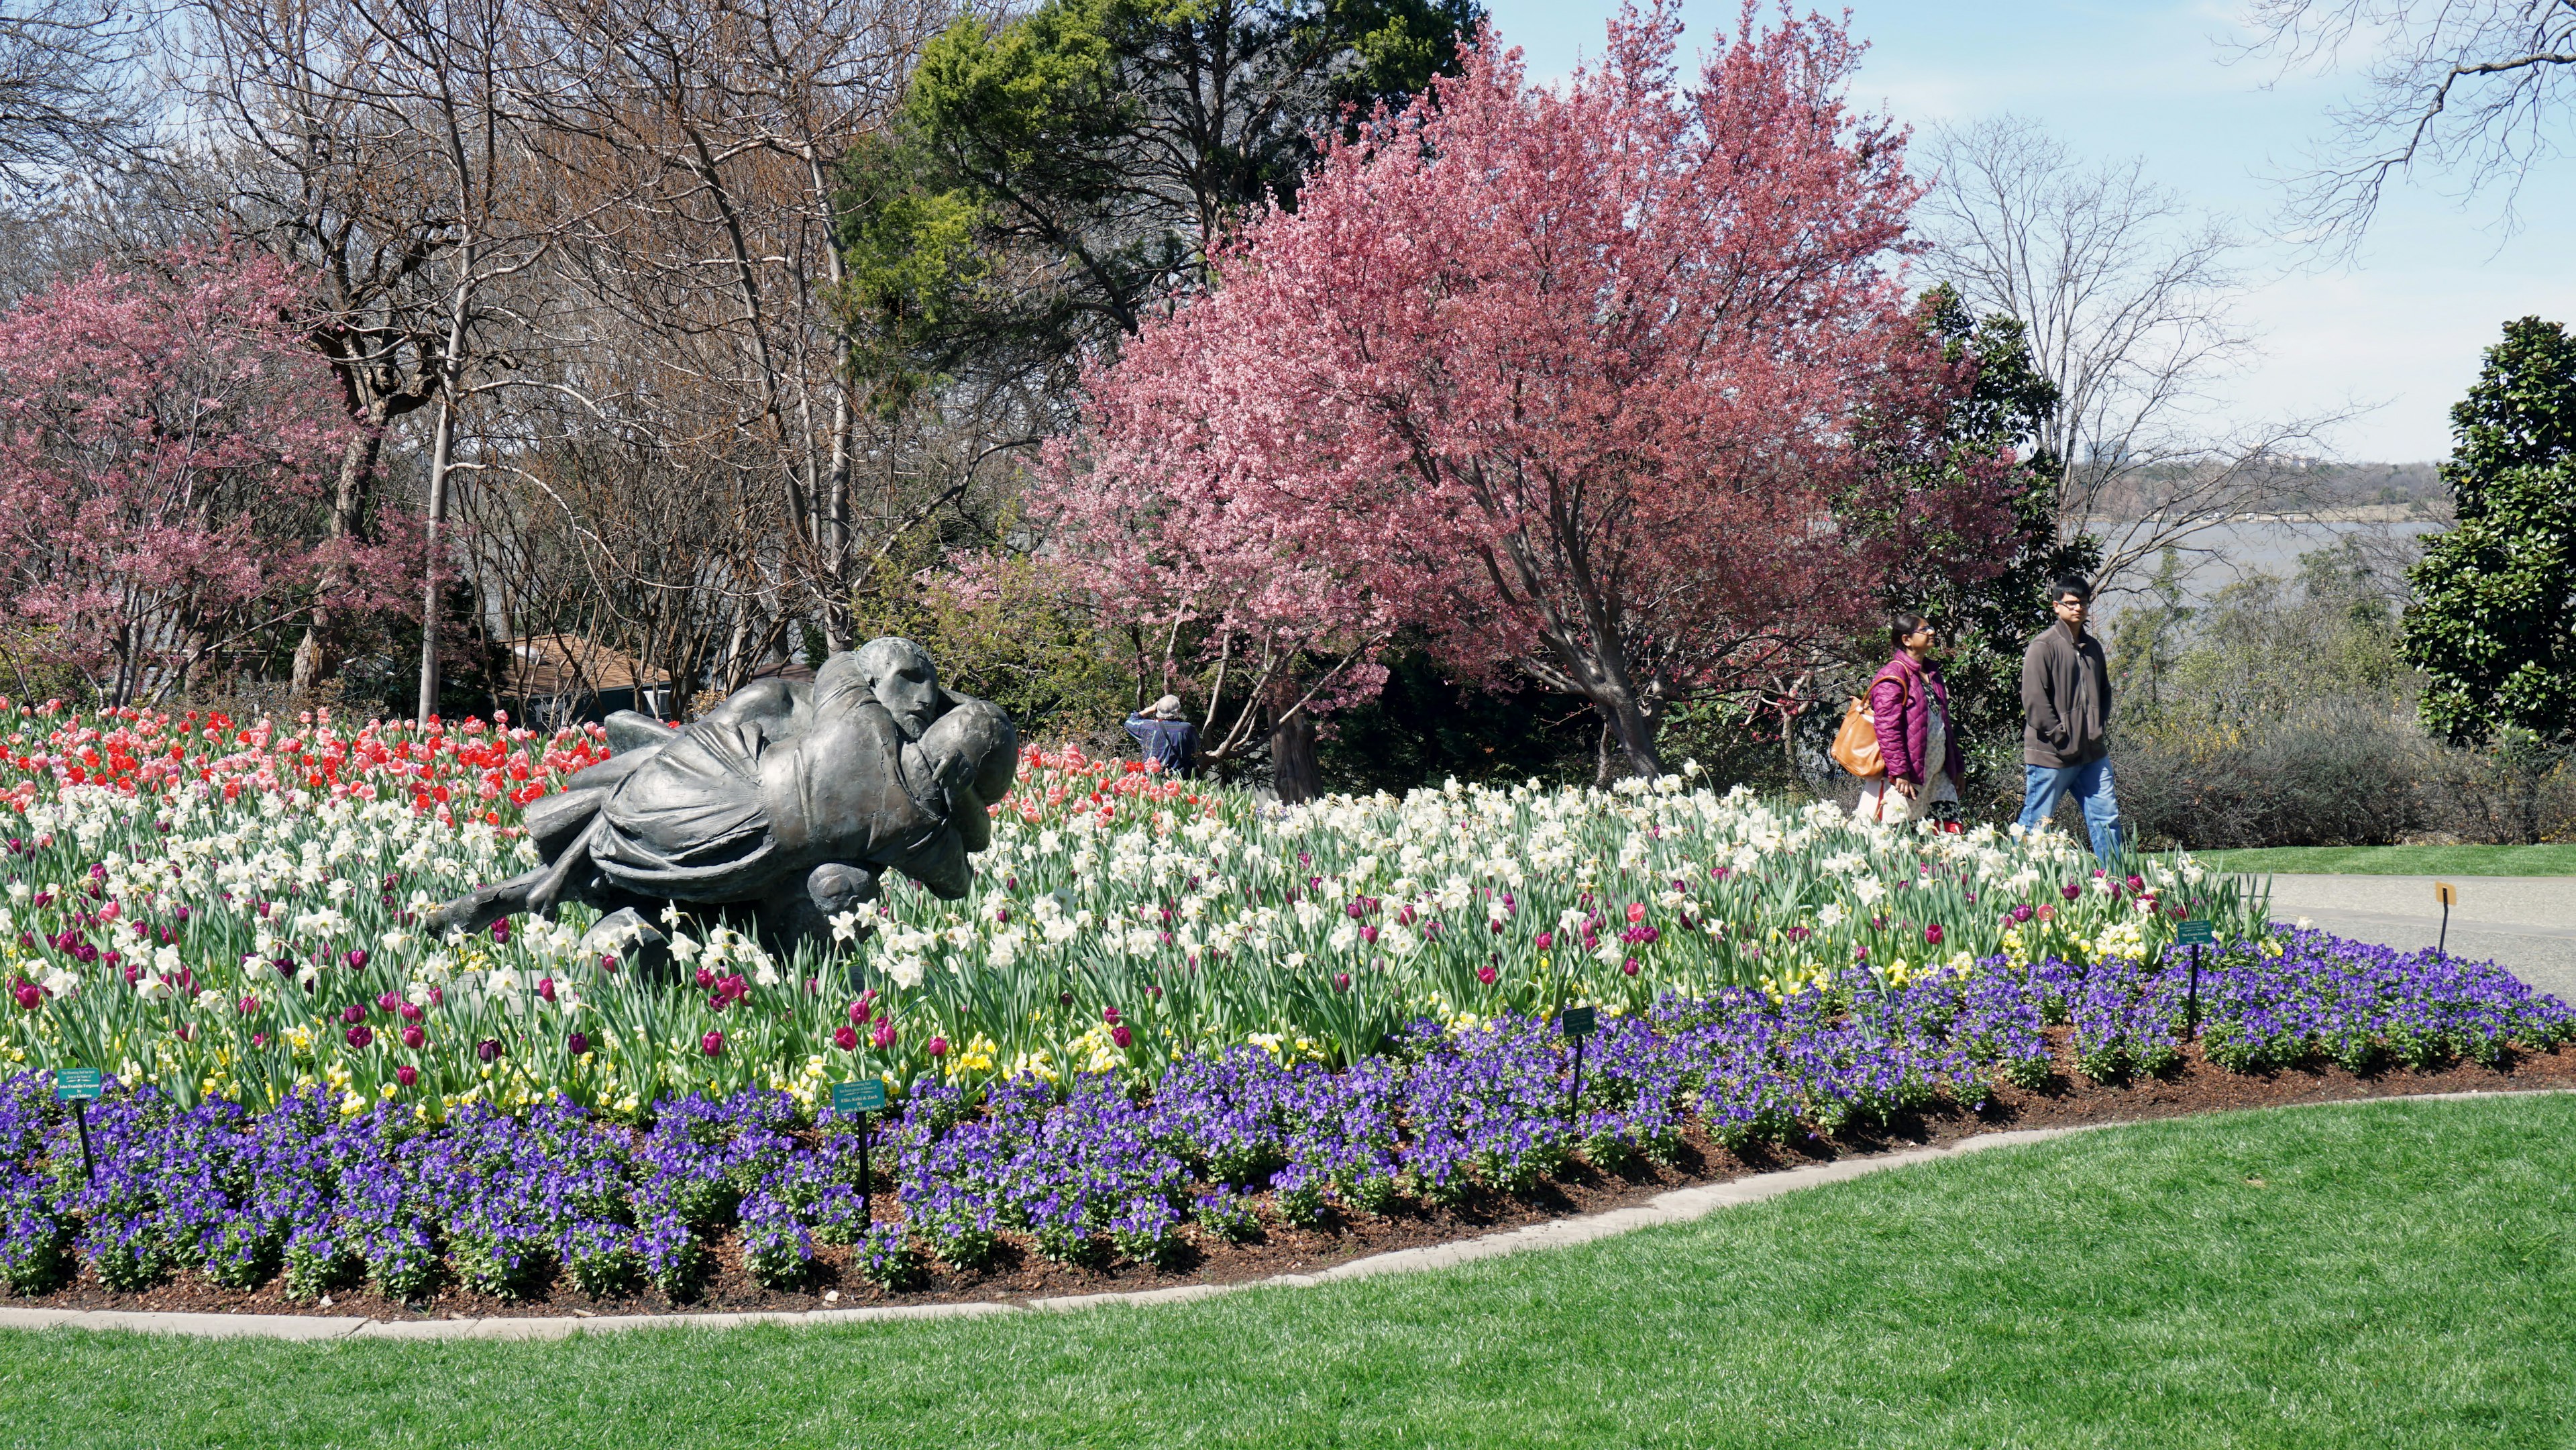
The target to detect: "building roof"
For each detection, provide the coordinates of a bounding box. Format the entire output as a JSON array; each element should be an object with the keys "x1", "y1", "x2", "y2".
[{"x1": 502, "y1": 634, "x2": 666, "y2": 700}]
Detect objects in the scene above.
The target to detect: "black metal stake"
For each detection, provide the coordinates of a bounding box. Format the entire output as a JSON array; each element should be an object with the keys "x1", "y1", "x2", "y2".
[
  {"x1": 1566, "y1": 1034, "x2": 1585, "y2": 1119},
  {"x1": 858, "y1": 1110, "x2": 873, "y2": 1225},
  {"x1": 71, "y1": 1099, "x2": 93, "y2": 1184},
  {"x1": 2186, "y1": 943, "x2": 2201, "y2": 1041},
  {"x1": 2438, "y1": 900, "x2": 2451, "y2": 957}
]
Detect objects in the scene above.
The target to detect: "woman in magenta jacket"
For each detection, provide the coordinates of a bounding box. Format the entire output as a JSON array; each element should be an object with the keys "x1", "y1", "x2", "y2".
[{"x1": 1854, "y1": 613, "x2": 1964, "y2": 825}]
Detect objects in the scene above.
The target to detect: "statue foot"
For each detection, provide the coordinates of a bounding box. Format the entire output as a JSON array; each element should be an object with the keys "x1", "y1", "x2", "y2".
[{"x1": 425, "y1": 872, "x2": 545, "y2": 939}]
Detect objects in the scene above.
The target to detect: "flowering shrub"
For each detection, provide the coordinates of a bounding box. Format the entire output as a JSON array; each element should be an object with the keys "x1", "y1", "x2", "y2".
[{"x1": 0, "y1": 929, "x2": 2563, "y2": 1302}]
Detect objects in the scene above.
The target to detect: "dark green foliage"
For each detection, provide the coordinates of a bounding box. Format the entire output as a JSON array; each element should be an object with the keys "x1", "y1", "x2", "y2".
[
  {"x1": 840, "y1": 0, "x2": 1484, "y2": 380},
  {"x1": 330, "y1": 578, "x2": 511, "y2": 722},
  {"x1": 852, "y1": 546, "x2": 1132, "y2": 749},
  {"x1": 1315, "y1": 647, "x2": 1596, "y2": 793},
  {"x1": 2404, "y1": 315, "x2": 2576, "y2": 746}
]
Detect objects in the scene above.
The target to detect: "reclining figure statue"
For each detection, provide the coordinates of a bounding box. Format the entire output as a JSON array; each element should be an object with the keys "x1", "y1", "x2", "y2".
[{"x1": 427, "y1": 637, "x2": 1017, "y2": 953}]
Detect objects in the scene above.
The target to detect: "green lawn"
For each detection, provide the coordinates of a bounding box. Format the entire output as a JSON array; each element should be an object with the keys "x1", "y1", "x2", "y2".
[
  {"x1": 7, "y1": 1095, "x2": 2576, "y2": 1449},
  {"x1": 2196, "y1": 843, "x2": 2576, "y2": 876}
]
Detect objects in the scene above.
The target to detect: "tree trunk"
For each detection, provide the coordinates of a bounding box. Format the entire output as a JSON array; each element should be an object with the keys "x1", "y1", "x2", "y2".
[
  {"x1": 1585, "y1": 684, "x2": 1664, "y2": 782},
  {"x1": 1271, "y1": 710, "x2": 1322, "y2": 803},
  {"x1": 292, "y1": 419, "x2": 388, "y2": 696},
  {"x1": 417, "y1": 394, "x2": 458, "y2": 723}
]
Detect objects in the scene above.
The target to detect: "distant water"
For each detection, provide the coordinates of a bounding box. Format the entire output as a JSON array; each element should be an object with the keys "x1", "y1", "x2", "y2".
[{"x1": 2088, "y1": 515, "x2": 2443, "y2": 619}]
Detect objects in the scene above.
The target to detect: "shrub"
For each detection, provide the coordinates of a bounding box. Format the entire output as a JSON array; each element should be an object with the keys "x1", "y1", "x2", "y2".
[{"x1": 2116, "y1": 696, "x2": 2434, "y2": 849}]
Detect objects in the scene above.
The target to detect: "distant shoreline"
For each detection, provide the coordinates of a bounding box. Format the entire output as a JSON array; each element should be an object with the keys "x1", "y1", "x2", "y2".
[{"x1": 2122, "y1": 504, "x2": 2445, "y2": 527}]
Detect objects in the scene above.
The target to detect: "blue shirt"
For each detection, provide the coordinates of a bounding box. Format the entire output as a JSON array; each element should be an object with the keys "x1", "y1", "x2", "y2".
[{"x1": 1124, "y1": 715, "x2": 1198, "y2": 774}]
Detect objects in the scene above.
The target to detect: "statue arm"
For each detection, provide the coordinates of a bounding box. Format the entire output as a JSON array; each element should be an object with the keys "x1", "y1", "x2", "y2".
[
  {"x1": 602, "y1": 711, "x2": 680, "y2": 756},
  {"x1": 696, "y1": 680, "x2": 811, "y2": 733}
]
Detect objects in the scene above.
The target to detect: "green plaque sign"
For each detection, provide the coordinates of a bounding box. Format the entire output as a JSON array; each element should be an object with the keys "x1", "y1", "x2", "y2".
[
  {"x1": 2174, "y1": 919, "x2": 2216, "y2": 947},
  {"x1": 1560, "y1": 1006, "x2": 1598, "y2": 1039},
  {"x1": 54, "y1": 1068, "x2": 101, "y2": 1102},
  {"x1": 833, "y1": 1079, "x2": 887, "y2": 1115}
]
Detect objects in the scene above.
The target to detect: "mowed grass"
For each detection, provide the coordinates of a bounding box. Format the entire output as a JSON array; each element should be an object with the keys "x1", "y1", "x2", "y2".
[
  {"x1": 2199, "y1": 843, "x2": 2576, "y2": 877},
  {"x1": 7, "y1": 1094, "x2": 2576, "y2": 1449}
]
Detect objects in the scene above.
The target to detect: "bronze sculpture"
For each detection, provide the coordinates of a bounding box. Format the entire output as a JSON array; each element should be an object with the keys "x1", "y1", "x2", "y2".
[{"x1": 427, "y1": 637, "x2": 1017, "y2": 953}]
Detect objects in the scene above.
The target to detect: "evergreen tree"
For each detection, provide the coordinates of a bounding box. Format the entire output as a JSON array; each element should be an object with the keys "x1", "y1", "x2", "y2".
[{"x1": 2404, "y1": 316, "x2": 2576, "y2": 745}]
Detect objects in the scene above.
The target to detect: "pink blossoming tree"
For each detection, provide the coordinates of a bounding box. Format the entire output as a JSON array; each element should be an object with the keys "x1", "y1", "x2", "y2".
[
  {"x1": 1041, "y1": 4, "x2": 2016, "y2": 779},
  {"x1": 0, "y1": 248, "x2": 413, "y2": 705}
]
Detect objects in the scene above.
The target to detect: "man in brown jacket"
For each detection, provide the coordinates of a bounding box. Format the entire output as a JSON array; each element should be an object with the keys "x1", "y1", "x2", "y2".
[{"x1": 2017, "y1": 574, "x2": 2123, "y2": 859}]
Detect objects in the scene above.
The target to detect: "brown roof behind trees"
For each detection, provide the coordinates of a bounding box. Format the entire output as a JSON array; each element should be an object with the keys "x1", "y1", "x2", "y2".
[{"x1": 502, "y1": 634, "x2": 666, "y2": 699}]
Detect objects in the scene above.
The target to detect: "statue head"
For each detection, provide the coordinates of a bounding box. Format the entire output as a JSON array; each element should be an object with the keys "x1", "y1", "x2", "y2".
[
  {"x1": 911, "y1": 696, "x2": 1018, "y2": 853},
  {"x1": 853, "y1": 637, "x2": 944, "y2": 741}
]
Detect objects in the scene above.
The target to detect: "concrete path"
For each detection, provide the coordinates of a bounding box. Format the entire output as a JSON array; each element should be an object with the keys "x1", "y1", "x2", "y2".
[
  {"x1": 2261, "y1": 874, "x2": 2576, "y2": 1004},
  {"x1": 4, "y1": 1089, "x2": 2568, "y2": 1342}
]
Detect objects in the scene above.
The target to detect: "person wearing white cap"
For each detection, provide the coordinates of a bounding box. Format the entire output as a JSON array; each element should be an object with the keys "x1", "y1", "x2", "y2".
[{"x1": 1124, "y1": 694, "x2": 1199, "y2": 776}]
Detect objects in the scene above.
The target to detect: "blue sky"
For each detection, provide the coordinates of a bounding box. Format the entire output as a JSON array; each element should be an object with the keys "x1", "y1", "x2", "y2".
[{"x1": 1483, "y1": 1, "x2": 2576, "y2": 462}]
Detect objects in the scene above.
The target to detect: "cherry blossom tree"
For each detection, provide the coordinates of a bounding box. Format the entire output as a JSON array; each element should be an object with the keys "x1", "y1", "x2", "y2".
[
  {"x1": 0, "y1": 248, "x2": 411, "y2": 705},
  {"x1": 1040, "y1": 3, "x2": 2014, "y2": 778}
]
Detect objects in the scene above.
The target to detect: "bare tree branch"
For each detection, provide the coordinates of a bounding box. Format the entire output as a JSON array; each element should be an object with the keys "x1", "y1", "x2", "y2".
[
  {"x1": 2239, "y1": 0, "x2": 2576, "y2": 246},
  {"x1": 1920, "y1": 116, "x2": 2369, "y2": 591}
]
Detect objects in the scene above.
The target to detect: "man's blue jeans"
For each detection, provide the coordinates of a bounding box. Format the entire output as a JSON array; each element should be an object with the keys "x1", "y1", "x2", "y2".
[{"x1": 2019, "y1": 757, "x2": 2123, "y2": 860}]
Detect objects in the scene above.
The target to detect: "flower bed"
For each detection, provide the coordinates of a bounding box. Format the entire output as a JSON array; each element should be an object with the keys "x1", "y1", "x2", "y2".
[
  {"x1": 1, "y1": 929, "x2": 2565, "y2": 1310},
  {"x1": 1, "y1": 699, "x2": 2266, "y2": 1118}
]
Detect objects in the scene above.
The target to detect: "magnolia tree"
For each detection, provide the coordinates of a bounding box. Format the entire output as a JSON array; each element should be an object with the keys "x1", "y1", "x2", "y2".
[
  {"x1": 0, "y1": 249, "x2": 411, "y2": 705},
  {"x1": 1040, "y1": 4, "x2": 2016, "y2": 778}
]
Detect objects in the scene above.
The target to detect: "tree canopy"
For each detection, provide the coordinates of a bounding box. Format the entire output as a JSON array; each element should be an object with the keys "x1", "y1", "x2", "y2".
[
  {"x1": 1036, "y1": 3, "x2": 2014, "y2": 778},
  {"x1": 839, "y1": 0, "x2": 1483, "y2": 400},
  {"x1": 0, "y1": 248, "x2": 411, "y2": 705},
  {"x1": 2404, "y1": 315, "x2": 2576, "y2": 745}
]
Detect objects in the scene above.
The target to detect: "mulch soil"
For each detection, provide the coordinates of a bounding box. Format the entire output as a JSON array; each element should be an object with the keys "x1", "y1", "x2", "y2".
[{"x1": 14, "y1": 1032, "x2": 2575, "y2": 1321}]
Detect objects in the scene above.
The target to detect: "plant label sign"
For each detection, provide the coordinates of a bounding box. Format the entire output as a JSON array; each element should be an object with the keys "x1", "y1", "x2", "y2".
[
  {"x1": 1561, "y1": 1006, "x2": 1598, "y2": 1039},
  {"x1": 2434, "y1": 881, "x2": 2458, "y2": 908},
  {"x1": 833, "y1": 1080, "x2": 886, "y2": 1115},
  {"x1": 2174, "y1": 920, "x2": 2216, "y2": 947},
  {"x1": 53, "y1": 1068, "x2": 101, "y2": 1102}
]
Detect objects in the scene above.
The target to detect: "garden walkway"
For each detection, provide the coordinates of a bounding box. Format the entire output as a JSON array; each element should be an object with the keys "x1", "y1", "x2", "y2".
[{"x1": 2265, "y1": 874, "x2": 2576, "y2": 1004}]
